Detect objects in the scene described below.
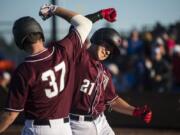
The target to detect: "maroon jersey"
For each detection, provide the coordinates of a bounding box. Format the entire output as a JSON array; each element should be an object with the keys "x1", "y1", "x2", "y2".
[
  {"x1": 71, "y1": 46, "x2": 118, "y2": 116},
  {"x1": 6, "y1": 29, "x2": 83, "y2": 119}
]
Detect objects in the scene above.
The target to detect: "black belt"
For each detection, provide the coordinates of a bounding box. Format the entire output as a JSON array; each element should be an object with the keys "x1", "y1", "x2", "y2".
[
  {"x1": 69, "y1": 114, "x2": 102, "y2": 122},
  {"x1": 33, "y1": 117, "x2": 69, "y2": 126}
]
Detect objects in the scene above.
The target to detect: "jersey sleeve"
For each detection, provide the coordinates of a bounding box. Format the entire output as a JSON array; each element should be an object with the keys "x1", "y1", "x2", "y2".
[
  {"x1": 104, "y1": 73, "x2": 118, "y2": 105},
  {"x1": 53, "y1": 29, "x2": 84, "y2": 61},
  {"x1": 5, "y1": 70, "x2": 29, "y2": 112}
]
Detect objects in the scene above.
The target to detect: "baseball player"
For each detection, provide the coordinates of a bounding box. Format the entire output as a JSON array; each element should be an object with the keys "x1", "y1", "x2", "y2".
[
  {"x1": 0, "y1": 4, "x2": 92, "y2": 135},
  {"x1": 69, "y1": 14, "x2": 152, "y2": 135}
]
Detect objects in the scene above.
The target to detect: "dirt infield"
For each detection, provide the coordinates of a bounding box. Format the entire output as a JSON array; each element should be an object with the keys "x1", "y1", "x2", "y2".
[
  {"x1": 113, "y1": 128, "x2": 180, "y2": 135},
  {"x1": 1, "y1": 125, "x2": 180, "y2": 135}
]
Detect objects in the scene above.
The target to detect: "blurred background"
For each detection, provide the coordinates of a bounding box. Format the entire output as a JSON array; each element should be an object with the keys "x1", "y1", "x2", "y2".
[{"x1": 0, "y1": 0, "x2": 180, "y2": 134}]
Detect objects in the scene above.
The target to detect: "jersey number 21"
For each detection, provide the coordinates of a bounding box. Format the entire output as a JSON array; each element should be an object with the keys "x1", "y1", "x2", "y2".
[{"x1": 80, "y1": 79, "x2": 95, "y2": 95}]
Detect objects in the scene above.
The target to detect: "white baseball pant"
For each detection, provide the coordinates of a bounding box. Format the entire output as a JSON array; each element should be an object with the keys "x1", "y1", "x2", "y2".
[
  {"x1": 70, "y1": 113, "x2": 115, "y2": 135},
  {"x1": 21, "y1": 117, "x2": 72, "y2": 135}
]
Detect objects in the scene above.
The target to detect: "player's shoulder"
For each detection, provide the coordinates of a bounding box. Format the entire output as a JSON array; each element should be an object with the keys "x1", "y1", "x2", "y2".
[
  {"x1": 63, "y1": 28, "x2": 82, "y2": 45},
  {"x1": 48, "y1": 33, "x2": 75, "y2": 49},
  {"x1": 78, "y1": 48, "x2": 91, "y2": 63},
  {"x1": 13, "y1": 62, "x2": 32, "y2": 77}
]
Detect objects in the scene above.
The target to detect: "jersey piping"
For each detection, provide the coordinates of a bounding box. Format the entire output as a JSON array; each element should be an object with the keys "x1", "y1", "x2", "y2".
[
  {"x1": 5, "y1": 108, "x2": 24, "y2": 112},
  {"x1": 25, "y1": 47, "x2": 54, "y2": 63}
]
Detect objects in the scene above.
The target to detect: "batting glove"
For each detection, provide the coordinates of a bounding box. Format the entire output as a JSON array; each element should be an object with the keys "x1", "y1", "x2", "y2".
[
  {"x1": 133, "y1": 105, "x2": 152, "y2": 124},
  {"x1": 39, "y1": 4, "x2": 57, "y2": 20},
  {"x1": 100, "y1": 8, "x2": 117, "y2": 22}
]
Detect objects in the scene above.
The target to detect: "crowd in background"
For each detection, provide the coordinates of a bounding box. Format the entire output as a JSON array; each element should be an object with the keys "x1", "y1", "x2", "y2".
[
  {"x1": 0, "y1": 21, "x2": 180, "y2": 99},
  {"x1": 105, "y1": 21, "x2": 180, "y2": 93}
]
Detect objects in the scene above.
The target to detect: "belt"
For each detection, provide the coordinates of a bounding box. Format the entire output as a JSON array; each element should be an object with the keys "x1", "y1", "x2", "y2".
[
  {"x1": 69, "y1": 113, "x2": 102, "y2": 122},
  {"x1": 33, "y1": 117, "x2": 69, "y2": 126}
]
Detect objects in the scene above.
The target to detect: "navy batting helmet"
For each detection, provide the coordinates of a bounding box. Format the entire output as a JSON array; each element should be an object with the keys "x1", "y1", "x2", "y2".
[
  {"x1": 90, "y1": 28, "x2": 121, "y2": 56},
  {"x1": 12, "y1": 16, "x2": 44, "y2": 49}
]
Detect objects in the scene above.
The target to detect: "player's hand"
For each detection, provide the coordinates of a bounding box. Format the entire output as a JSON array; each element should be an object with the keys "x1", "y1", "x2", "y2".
[
  {"x1": 133, "y1": 105, "x2": 152, "y2": 124},
  {"x1": 39, "y1": 4, "x2": 57, "y2": 20},
  {"x1": 100, "y1": 8, "x2": 117, "y2": 22}
]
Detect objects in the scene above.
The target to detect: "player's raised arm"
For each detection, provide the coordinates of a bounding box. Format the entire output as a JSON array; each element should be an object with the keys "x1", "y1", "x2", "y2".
[
  {"x1": 39, "y1": 4, "x2": 92, "y2": 43},
  {"x1": 109, "y1": 97, "x2": 152, "y2": 124},
  {"x1": 68, "y1": 8, "x2": 117, "y2": 33}
]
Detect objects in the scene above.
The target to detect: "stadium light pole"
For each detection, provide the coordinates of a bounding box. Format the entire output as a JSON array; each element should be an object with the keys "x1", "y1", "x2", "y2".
[{"x1": 51, "y1": 0, "x2": 57, "y2": 41}]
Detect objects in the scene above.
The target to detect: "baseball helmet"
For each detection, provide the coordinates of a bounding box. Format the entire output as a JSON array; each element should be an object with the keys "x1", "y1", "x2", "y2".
[
  {"x1": 90, "y1": 28, "x2": 121, "y2": 56},
  {"x1": 12, "y1": 16, "x2": 44, "y2": 49}
]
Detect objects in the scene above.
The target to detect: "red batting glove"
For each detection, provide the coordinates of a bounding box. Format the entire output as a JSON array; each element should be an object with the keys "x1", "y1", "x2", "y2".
[
  {"x1": 100, "y1": 8, "x2": 117, "y2": 22},
  {"x1": 133, "y1": 105, "x2": 152, "y2": 124}
]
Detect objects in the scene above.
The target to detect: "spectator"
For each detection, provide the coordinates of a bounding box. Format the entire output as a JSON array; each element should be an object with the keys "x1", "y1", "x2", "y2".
[
  {"x1": 0, "y1": 71, "x2": 11, "y2": 108},
  {"x1": 107, "y1": 63, "x2": 124, "y2": 92},
  {"x1": 172, "y1": 45, "x2": 180, "y2": 92},
  {"x1": 142, "y1": 32, "x2": 153, "y2": 59},
  {"x1": 151, "y1": 47, "x2": 171, "y2": 92},
  {"x1": 162, "y1": 32, "x2": 176, "y2": 60},
  {"x1": 127, "y1": 30, "x2": 143, "y2": 58}
]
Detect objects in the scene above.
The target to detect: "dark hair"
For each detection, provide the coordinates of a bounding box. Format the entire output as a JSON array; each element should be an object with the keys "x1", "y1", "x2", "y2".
[{"x1": 22, "y1": 32, "x2": 43, "y2": 49}]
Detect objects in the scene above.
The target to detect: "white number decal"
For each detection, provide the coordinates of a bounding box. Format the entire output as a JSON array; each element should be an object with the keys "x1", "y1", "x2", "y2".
[
  {"x1": 80, "y1": 79, "x2": 95, "y2": 95},
  {"x1": 54, "y1": 62, "x2": 66, "y2": 92},
  {"x1": 88, "y1": 83, "x2": 95, "y2": 95},
  {"x1": 42, "y1": 70, "x2": 58, "y2": 98},
  {"x1": 41, "y1": 61, "x2": 66, "y2": 98},
  {"x1": 80, "y1": 79, "x2": 90, "y2": 93}
]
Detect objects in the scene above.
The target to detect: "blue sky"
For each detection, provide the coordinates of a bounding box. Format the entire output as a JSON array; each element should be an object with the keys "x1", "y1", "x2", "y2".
[{"x1": 0, "y1": 0, "x2": 180, "y2": 40}]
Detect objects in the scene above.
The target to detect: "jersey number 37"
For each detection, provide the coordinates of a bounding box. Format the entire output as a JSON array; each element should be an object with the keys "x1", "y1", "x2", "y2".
[{"x1": 41, "y1": 61, "x2": 66, "y2": 98}]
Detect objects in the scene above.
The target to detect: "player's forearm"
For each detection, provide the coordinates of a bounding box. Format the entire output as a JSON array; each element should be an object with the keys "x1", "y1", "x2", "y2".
[
  {"x1": 54, "y1": 7, "x2": 79, "y2": 22},
  {"x1": 0, "y1": 121, "x2": 9, "y2": 133},
  {"x1": 0, "y1": 111, "x2": 19, "y2": 133},
  {"x1": 85, "y1": 11, "x2": 103, "y2": 23},
  {"x1": 39, "y1": 4, "x2": 92, "y2": 43},
  {"x1": 110, "y1": 97, "x2": 135, "y2": 116},
  {"x1": 54, "y1": 7, "x2": 103, "y2": 24}
]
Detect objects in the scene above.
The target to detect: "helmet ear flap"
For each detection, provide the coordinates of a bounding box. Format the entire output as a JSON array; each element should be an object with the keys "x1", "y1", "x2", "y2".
[{"x1": 13, "y1": 16, "x2": 44, "y2": 49}]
